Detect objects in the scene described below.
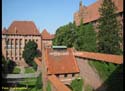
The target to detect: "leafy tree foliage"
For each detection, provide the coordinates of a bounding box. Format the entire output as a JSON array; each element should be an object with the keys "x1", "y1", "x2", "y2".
[
  {"x1": 71, "y1": 78, "x2": 83, "y2": 91},
  {"x1": 53, "y1": 22, "x2": 77, "y2": 47},
  {"x1": 36, "y1": 73, "x2": 42, "y2": 89},
  {"x1": 53, "y1": 22, "x2": 97, "y2": 52},
  {"x1": 23, "y1": 40, "x2": 38, "y2": 70},
  {"x1": 74, "y1": 23, "x2": 97, "y2": 52},
  {"x1": 97, "y1": 0, "x2": 121, "y2": 54}
]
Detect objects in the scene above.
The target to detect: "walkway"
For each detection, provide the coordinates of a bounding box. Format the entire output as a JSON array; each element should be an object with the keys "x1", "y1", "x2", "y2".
[
  {"x1": 74, "y1": 51, "x2": 123, "y2": 64},
  {"x1": 76, "y1": 58, "x2": 103, "y2": 90},
  {"x1": 3, "y1": 72, "x2": 40, "y2": 79}
]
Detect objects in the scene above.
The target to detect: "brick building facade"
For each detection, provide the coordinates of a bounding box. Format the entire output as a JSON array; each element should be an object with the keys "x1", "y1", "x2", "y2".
[
  {"x1": 2, "y1": 21, "x2": 42, "y2": 66},
  {"x1": 41, "y1": 29, "x2": 54, "y2": 47},
  {"x1": 74, "y1": 0, "x2": 123, "y2": 50},
  {"x1": 74, "y1": 0, "x2": 123, "y2": 26},
  {"x1": 41, "y1": 46, "x2": 80, "y2": 91}
]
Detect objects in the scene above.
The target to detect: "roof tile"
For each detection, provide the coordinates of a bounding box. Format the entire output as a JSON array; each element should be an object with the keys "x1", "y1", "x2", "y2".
[
  {"x1": 45, "y1": 48, "x2": 80, "y2": 74},
  {"x1": 3, "y1": 21, "x2": 40, "y2": 35},
  {"x1": 41, "y1": 29, "x2": 54, "y2": 40},
  {"x1": 74, "y1": 51, "x2": 123, "y2": 64}
]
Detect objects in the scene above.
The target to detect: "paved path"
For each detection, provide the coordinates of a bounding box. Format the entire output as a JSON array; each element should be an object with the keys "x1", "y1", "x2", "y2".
[
  {"x1": 3, "y1": 72, "x2": 40, "y2": 79},
  {"x1": 76, "y1": 58, "x2": 103, "y2": 90}
]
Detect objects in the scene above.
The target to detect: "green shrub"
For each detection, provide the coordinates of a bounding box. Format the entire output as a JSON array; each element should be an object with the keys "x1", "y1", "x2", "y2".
[
  {"x1": 46, "y1": 81, "x2": 51, "y2": 91},
  {"x1": 13, "y1": 67, "x2": 21, "y2": 74},
  {"x1": 19, "y1": 78, "x2": 37, "y2": 86},
  {"x1": 25, "y1": 67, "x2": 35, "y2": 73},
  {"x1": 71, "y1": 78, "x2": 83, "y2": 91},
  {"x1": 85, "y1": 85, "x2": 93, "y2": 91}
]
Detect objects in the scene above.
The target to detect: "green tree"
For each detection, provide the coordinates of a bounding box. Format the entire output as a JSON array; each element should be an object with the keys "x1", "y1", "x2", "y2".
[
  {"x1": 74, "y1": 23, "x2": 97, "y2": 52},
  {"x1": 97, "y1": 0, "x2": 121, "y2": 54},
  {"x1": 23, "y1": 40, "x2": 38, "y2": 70},
  {"x1": 53, "y1": 22, "x2": 96, "y2": 52},
  {"x1": 53, "y1": 22, "x2": 77, "y2": 47},
  {"x1": 71, "y1": 78, "x2": 83, "y2": 91}
]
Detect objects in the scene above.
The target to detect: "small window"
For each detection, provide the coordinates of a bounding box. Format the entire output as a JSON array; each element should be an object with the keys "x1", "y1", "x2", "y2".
[
  {"x1": 19, "y1": 39, "x2": 22, "y2": 45},
  {"x1": 72, "y1": 73, "x2": 75, "y2": 77},
  {"x1": 64, "y1": 74, "x2": 67, "y2": 77},
  {"x1": 15, "y1": 57, "x2": 17, "y2": 60},
  {"x1": 56, "y1": 74, "x2": 60, "y2": 77},
  {"x1": 19, "y1": 57, "x2": 22, "y2": 60}
]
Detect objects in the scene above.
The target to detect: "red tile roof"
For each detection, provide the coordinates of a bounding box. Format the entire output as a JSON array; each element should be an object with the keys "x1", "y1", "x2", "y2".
[
  {"x1": 2, "y1": 27, "x2": 7, "y2": 34},
  {"x1": 74, "y1": 51, "x2": 123, "y2": 64},
  {"x1": 41, "y1": 29, "x2": 55, "y2": 40},
  {"x1": 48, "y1": 75, "x2": 71, "y2": 91},
  {"x1": 75, "y1": 0, "x2": 123, "y2": 24},
  {"x1": 45, "y1": 48, "x2": 79, "y2": 74},
  {"x1": 2, "y1": 21, "x2": 40, "y2": 35},
  {"x1": 84, "y1": 0, "x2": 123, "y2": 23}
]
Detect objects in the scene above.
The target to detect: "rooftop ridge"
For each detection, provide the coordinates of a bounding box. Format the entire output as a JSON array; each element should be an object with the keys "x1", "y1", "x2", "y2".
[{"x1": 4, "y1": 21, "x2": 40, "y2": 35}]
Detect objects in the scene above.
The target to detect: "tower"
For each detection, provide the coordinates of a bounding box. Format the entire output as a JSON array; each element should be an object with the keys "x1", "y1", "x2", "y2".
[
  {"x1": 79, "y1": 0, "x2": 83, "y2": 11},
  {"x1": 79, "y1": 0, "x2": 84, "y2": 21}
]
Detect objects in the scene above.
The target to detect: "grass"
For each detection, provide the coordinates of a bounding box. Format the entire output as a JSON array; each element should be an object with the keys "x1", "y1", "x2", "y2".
[
  {"x1": 85, "y1": 85, "x2": 93, "y2": 91},
  {"x1": 25, "y1": 67, "x2": 35, "y2": 73},
  {"x1": 89, "y1": 60, "x2": 118, "y2": 81},
  {"x1": 46, "y1": 81, "x2": 51, "y2": 91},
  {"x1": 71, "y1": 78, "x2": 83, "y2": 91},
  {"x1": 19, "y1": 78, "x2": 37, "y2": 86},
  {"x1": 17, "y1": 78, "x2": 37, "y2": 91},
  {"x1": 18, "y1": 77, "x2": 43, "y2": 91},
  {"x1": 14, "y1": 87, "x2": 42, "y2": 91},
  {"x1": 13, "y1": 67, "x2": 21, "y2": 74},
  {"x1": 89, "y1": 61, "x2": 123, "y2": 91}
]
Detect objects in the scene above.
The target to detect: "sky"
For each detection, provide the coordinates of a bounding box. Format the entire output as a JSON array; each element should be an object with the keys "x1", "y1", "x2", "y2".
[{"x1": 2, "y1": 0, "x2": 97, "y2": 34}]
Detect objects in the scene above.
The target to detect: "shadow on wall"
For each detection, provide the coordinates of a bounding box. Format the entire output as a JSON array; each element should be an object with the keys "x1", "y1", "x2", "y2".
[
  {"x1": 37, "y1": 49, "x2": 42, "y2": 57},
  {"x1": 2, "y1": 59, "x2": 16, "y2": 88},
  {"x1": 96, "y1": 64, "x2": 123, "y2": 91},
  {"x1": 7, "y1": 59, "x2": 16, "y2": 73}
]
